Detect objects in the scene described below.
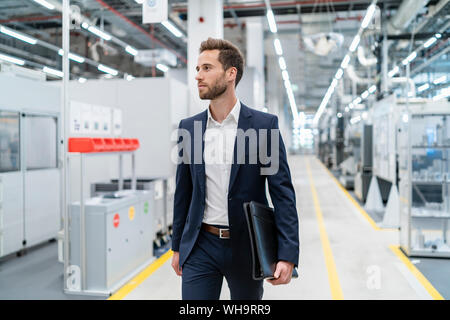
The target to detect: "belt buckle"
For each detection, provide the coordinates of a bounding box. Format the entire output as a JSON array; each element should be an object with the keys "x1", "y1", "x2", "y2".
[{"x1": 219, "y1": 228, "x2": 229, "y2": 239}]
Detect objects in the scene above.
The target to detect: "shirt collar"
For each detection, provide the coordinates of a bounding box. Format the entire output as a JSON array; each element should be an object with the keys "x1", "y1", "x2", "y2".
[{"x1": 207, "y1": 98, "x2": 241, "y2": 126}]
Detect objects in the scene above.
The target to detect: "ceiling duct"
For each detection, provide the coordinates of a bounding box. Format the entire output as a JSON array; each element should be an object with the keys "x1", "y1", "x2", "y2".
[{"x1": 387, "y1": 0, "x2": 429, "y2": 35}]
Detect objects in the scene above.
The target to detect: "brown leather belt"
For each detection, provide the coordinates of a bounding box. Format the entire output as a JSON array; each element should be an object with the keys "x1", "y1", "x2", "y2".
[{"x1": 201, "y1": 224, "x2": 230, "y2": 239}]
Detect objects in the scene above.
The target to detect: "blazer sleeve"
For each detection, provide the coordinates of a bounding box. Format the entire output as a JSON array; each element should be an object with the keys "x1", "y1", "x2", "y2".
[
  {"x1": 171, "y1": 119, "x2": 193, "y2": 252},
  {"x1": 266, "y1": 115, "x2": 300, "y2": 267}
]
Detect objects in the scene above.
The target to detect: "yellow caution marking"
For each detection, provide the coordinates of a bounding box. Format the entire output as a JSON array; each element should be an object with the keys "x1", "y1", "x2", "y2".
[
  {"x1": 108, "y1": 249, "x2": 174, "y2": 300},
  {"x1": 389, "y1": 245, "x2": 444, "y2": 300},
  {"x1": 306, "y1": 159, "x2": 344, "y2": 300}
]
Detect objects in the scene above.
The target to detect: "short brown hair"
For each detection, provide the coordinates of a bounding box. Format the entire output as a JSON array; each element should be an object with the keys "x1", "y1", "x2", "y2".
[{"x1": 199, "y1": 37, "x2": 244, "y2": 87}]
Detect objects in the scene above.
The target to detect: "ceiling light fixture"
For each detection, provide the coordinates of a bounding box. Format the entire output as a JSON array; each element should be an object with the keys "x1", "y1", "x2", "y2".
[
  {"x1": 273, "y1": 38, "x2": 283, "y2": 55},
  {"x1": 0, "y1": 26, "x2": 37, "y2": 45},
  {"x1": 156, "y1": 63, "x2": 169, "y2": 72},
  {"x1": 32, "y1": 0, "x2": 55, "y2": 10},
  {"x1": 266, "y1": 9, "x2": 277, "y2": 33},
  {"x1": 433, "y1": 75, "x2": 447, "y2": 85},
  {"x1": 98, "y1": 64, "x2": 118, "y2": 76},
  {"x1": 161, "y1": 21, "x2": 182, "y2": 38},
  {"x1": 58, "y1": 49, "x2": 85, "y2": 63},
  {"x1": 125, "y1": 45, "x2": 138, "y2": 56},
  {"x1": 43, "y1": 66, "x2": 63, "y2": 78},
  {"x1": 361, "y1": 4, "x2": 377, "y2": 29},
  {"x1": 0, "y1": 53, "x2": 25, "y2": 66}
]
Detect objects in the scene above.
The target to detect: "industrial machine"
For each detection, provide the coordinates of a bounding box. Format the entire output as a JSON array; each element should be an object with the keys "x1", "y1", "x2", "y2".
[
  {"x1": 91, "y1": 176, "x2": 174, "y2": 247},
  {"x1": 355, "y1": 124, "x2": 373, "y2": 202},
  {"x1": 69, "y1": 190, "x2": 154, "y2": 294},
  {"x1": 0, "y1": 72, "x2": 61, "y2": 258},
  {"x1": 399, "y1": 103, "x2": 450, "y2": 258}
]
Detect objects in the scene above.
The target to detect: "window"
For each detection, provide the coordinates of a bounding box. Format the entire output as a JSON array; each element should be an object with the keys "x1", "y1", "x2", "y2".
[
  {"x1": 25, "y1": 115, "x2": 57, "y2": 170},
  {"x1": 0, "y1": 111, "x2": 20, "y2": 172}
]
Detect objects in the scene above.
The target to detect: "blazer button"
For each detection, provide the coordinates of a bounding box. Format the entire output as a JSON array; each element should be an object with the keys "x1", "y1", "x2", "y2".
[{"x1": 228, "y1": 197, "x2": 233, "y2": 201}]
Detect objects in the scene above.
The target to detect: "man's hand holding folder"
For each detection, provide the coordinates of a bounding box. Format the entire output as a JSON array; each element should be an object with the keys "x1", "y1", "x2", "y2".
[
  {"x1": 243, "y1": 201, "x2": 299, "y2": 284},
  {"x1": 267, "y1": 260, "x2": 295, "y2": 285}
]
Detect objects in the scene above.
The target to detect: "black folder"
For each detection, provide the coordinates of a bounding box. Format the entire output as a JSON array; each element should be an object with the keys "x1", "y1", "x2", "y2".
[{"x1": 243, "y1": 201, "x2": 298, "y2": 280}]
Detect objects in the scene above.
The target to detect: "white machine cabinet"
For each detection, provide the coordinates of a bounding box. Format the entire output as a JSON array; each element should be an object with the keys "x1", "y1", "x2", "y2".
[
  {"x1": 70, "y1": 191, "x2": 153, "y2": 293},
  {"x1": 399, "y1": 100, "x2": 450, "y2": 258}
]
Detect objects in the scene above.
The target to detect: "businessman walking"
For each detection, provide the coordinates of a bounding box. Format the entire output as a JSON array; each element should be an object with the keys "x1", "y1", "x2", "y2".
[{"x1": 171, "y1": 38, "x2": 299, "y2": 300}]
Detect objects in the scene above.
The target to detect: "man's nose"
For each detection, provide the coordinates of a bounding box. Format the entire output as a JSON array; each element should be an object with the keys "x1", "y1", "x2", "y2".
[{"x1": 195, "y1": 71, "x2": 202, "y2": 81}]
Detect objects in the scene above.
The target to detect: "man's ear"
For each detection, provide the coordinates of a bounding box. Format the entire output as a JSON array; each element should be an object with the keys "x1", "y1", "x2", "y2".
[{"x1": 227, "y1": 67, "x2": 237, "y2": 83}]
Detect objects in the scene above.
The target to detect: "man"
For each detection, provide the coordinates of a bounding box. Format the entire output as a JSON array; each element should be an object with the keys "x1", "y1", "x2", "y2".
[{"x1": 171, "y1": 38, "x2": 299, "y2": 300}]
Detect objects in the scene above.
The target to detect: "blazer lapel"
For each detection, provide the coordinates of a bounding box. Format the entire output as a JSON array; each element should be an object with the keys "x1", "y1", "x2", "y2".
[
  {"x1": 195, "y1": 110, "x2": 208, "y2": 196},
  {"x1": 228, "y1": 103, "x2": 252, "y2": 194}
]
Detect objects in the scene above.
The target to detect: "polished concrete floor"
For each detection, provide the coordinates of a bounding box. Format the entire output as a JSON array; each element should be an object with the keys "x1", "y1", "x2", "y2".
[
  {"x1": 0, "y1": 155, "x2": 447, "y2": 300},
  {"x1": 122, "y1": 155, "x2": 445, "y2": 300}
]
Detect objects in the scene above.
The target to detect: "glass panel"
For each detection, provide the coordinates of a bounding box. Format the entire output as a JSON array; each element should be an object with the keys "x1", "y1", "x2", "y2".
[
  {"x1": 410, "y1": 114, "x2": 450, "y2": 254},
  {"x1": 26, "y1": 115, "x2": 57, "y2": 170},
  {"x1": 0, "y1": 111, "x2": 20, "y2": 172}
]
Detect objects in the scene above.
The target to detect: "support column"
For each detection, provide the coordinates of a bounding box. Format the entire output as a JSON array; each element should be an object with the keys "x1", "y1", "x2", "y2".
[
  {"x1": 245, "y1": 17, "x2": 265, "y2": 109},
  {"x1": 188, "y1": 0, "x2": 223, "y2": 115}
]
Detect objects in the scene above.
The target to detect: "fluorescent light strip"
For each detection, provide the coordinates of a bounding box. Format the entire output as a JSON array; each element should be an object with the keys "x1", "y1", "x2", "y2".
[
  {"x1": 350, "y1": 116, "x2": 361, "y2": 124},
  {"x1": 388, "y1": 66, "x2": 399, "y2": 77},
  {"x1": 369, "y1": 85, "x2": 377, "y2": 93},
  {"x1": 156, "y1": 63, "x2": 169, "y2": 72},
  {"x1": 161, "y1": 21, "x2": 182, "y2": 38},
  {"x1": 423, "y1": 37, "x2": 437, "y2": 48},
  {"x1": 43, "y1": 66, "x2": 63, "y2": 78},
  {"x1": 361, "y1": 90, "x2": 369, "y2": 99},
  {"x1": 33, "y1": 0, "x2": 55, "y2": 10},
  {"x1": 349, "y1": 34, "x2": 360, "y2": 52},
  {"x1": 278, "y1": 57, "x2": 286, "y2": 70},
  {"x1": 432, "y1": 86, "x2": 450, "y2": 101},
  {"x1": 78, "y1": 77, "x2": 87, "y2": 83},
  {"x1": 433, "y1": 76, "x2": 446, "y2": 85},
  {"x1": 98, "y1": 64, "x2": 118, "y2": 76},
  {"x1": 0, "y1": 26, "x2": 37, "y2": 45},
  {"x1": 341, "y1": 54, "x2": 350, "y2": 69},
  {"x1": 266, "y1": 9, "x2": 277, "y2": 33},
  {"x1": 418, "y1": 83, "x2": 429, "y2": 92},
  {"x1": 282, "y1": 70, "x2": 289, "y2": 81},
  {"x1": 0, "y1": 53, "x2": 25, "y2": 66},
  {"x1": 84, "y1": 25, "x2": 112, "y2": 41},
  {"x1": 125, "y1": 45, "x2": 138, "y2": 56},
  {"x1": 402, "y1": 52, "x2": 417, "y2": 65},
  {"x1": 361, "y1": 4, "x2": 376, "y2": 29},
  {"x1": 335, "y1": 68, "x2": 343, "y2": 80},
  {"x1": 58, "y1": 49, "x2": 85, "y2": 63},
  {"x1": 273, "y1": 38, "x2": 283, "y2": 55}
]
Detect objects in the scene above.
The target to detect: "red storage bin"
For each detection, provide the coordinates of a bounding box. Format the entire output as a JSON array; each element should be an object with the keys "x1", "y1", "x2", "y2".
[
  {"x1": 69, "y1": 138, "x2": 94, "y2": 153},
  {"x1": 92, "y1": 138, "x2": 105, "y2": 152},
  {"x1": 122, "y1": 138, "x2": 132, "y2": 151},
  {"x1": 130, "y1": 138, "x2": 140, "y2": 151},
  {"x1": 113, "y1": 138, "x2": 126, "y2": 151},
  {"x1": 103, "y1": 138, "x2": 115, "y2": 152}
]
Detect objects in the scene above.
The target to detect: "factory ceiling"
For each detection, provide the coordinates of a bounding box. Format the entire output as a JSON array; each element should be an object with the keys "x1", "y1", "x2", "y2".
[{"x1": 0, "y1": 0, "x2": 448, "y2": 113}]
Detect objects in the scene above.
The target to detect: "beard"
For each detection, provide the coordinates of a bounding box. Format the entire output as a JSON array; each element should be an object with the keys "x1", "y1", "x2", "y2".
[{"x1": 199, "y1": 76, "x2": 228, "y2": 100}]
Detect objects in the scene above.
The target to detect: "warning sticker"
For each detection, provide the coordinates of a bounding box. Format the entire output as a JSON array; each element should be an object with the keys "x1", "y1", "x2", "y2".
[
  {"x1": 128, "y1": 206, "x2": 135, "y2": 221},
  {"x1": 113, "y1": 213, "x2": 120, "y2": 228}
]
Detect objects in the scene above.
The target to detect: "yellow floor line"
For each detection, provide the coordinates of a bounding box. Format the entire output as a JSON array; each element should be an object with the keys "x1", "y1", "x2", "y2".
[
  {"x1": 306, "y1": 159, "x2": 344, "y2": 300},
  {"x1": 315, "y1": 158, "x2": 397, "y2": 232},
  {"x1": 108, "y1": 249, "x2": 174, "y2": 300},
  {"x1": 389, "y1": 245, "x2": 444, "y2": 300}
]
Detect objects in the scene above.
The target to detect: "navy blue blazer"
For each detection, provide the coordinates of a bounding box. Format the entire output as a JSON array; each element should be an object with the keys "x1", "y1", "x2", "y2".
[{"x1": 172, "y1": 102, "x2": 299, "y2": 276}]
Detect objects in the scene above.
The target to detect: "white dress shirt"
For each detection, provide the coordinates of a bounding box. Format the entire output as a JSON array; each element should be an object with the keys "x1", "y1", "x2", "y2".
[{"x1": 202, "y1": 99, "x2": 241, "y2": 226}]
